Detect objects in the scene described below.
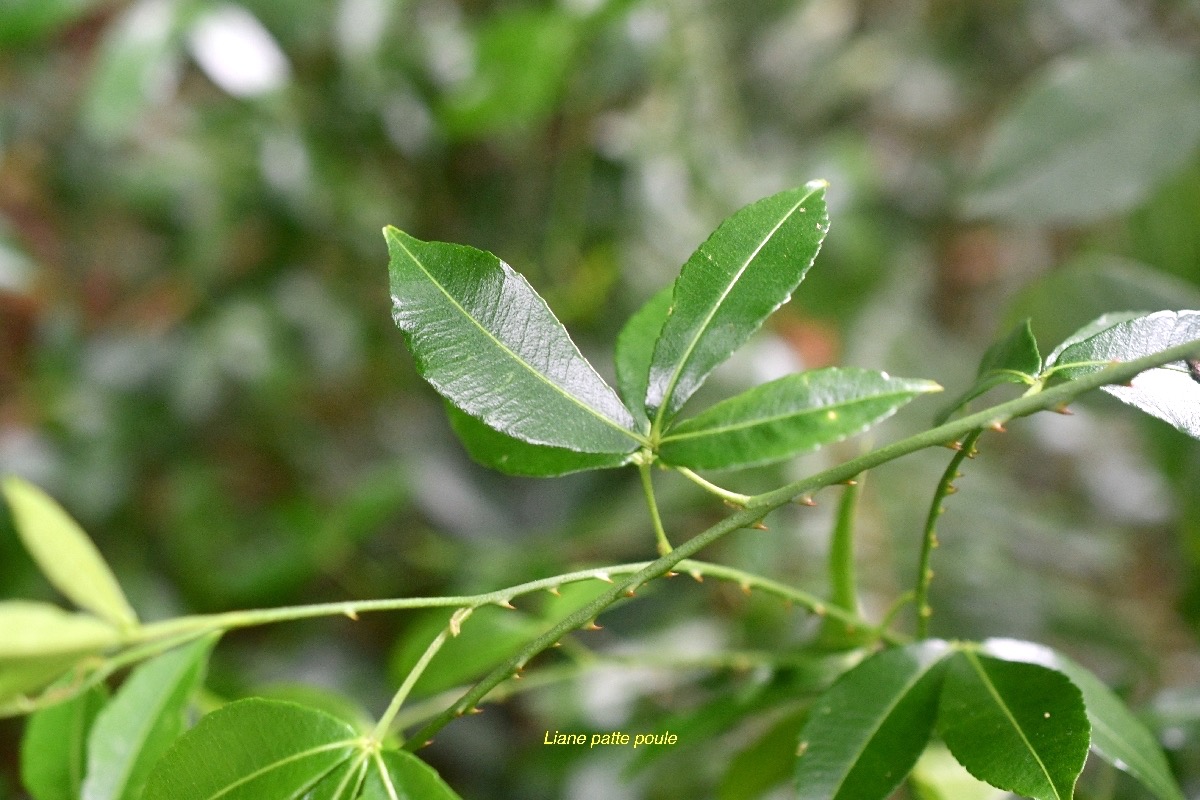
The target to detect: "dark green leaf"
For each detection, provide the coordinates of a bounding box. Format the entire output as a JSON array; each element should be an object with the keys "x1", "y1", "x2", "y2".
[
  {"x1": 384, "y1": 227, "x2": 640, "y2": 453},
  {"x1": 1047, "y1": 310, "x2": 1200, "y2": 438},
  {"x1": 2, "y1": 477, "x2": 138, "y2": 629},
  {"x1": 718, "y1": 709, "x2": 807, "y2": 800},
  {"x1": 447, "y1": 405, "x2": 634, "y2": 476},
  {"x1": 795, "y1": 640, "x2": 950, "y2": 800},
  {"x1": 21, "y1": 684, "x2": 108, "y2": 800},
  {"x1": 658, "y1": 368, "x2": 941, "y2": 470},
  {"x1": 83, "y1": 634, "x2": 218, "y2": 800},
  {"x1": 614, "y1": 285, "x2": 673, "y2": 430},
  {"x1": 939, "y1": 320, "x2": 1041, "y2": 423},
  {"x1": 142, "y1": 699, "x2": 360, "y2": 800},
  {"x1": 982, "y1": 638, "x2": 1185, "y2": 800},
  {"x1": 645, "y1": 181, "x2": 830, "y2": 423},
  {"x1": 360, "y1": 750, "x2": 464, "y2": 800},
  {"x1": 938, "y1": 651, "x2": 1089, "y2": 800},
  {"x1": 963, "y1": 47, "x2": 1200, "y2": 223}
]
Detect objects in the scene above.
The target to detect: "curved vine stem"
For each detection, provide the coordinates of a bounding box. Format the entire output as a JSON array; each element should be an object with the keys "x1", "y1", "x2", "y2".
[
  {"x1": 914, "y1": 429, "x2": 982, "y2": 638},
  {"x1": 639, "y1": 461, "x2": 673, "y2": 555}
]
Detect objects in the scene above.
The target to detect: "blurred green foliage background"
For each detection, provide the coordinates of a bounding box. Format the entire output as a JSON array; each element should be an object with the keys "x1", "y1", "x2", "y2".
[{"x1": 2, "y1": 0, "x2": 1200, "y2": 797}]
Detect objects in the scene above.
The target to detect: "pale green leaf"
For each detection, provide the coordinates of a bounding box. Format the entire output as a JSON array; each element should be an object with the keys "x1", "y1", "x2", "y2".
[
  {"x1": 385, "y1": 227, "x2": 640, "y2": 453},
  {"x1": 963, "y1": 47, "x2": 1200, "y2": 223},
  {"x1": 795, "y1": 640, "x2": 951, "y2": 800},
  {"x1": 938, "y1": 651, "x2": 1089, "y2": 800},
  {"x1": 982, "y1": 638, "x2": 1185, "y2": 800},
  {"x1": 21, "y1": 685, "x2": 108, "y2": 800},
  {"x1": 2, "y1": 477, "x2": 138, "y2": 628},
  {"x1": 659, "y1": 368, "x2": 941, "y2": 470},
  {"x1": 0, "y1": 602, "x2": 121, "y2": 660},
  {"x1": 646, "y1": 181, "x2": 830, "y2": 423},
  {"x1": 938, "y1": 320, "x2": 1041, "y2": 423},
  {"x1": 1047, "y1": 310, "x2": 1200, "y2": 438},
  {"x1": 142, "y1": 699, "x2": 360, "y2": 800},
  {"x1": 82, "y1": 635, "x2": 218, "y2": 800},
  {"x1": 361, "y1": 750, "x2": 464, "y2": 800}
]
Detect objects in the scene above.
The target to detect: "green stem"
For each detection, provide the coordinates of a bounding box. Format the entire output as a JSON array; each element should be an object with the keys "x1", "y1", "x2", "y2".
[
  {"x1": 674, "y1": 466, "x2": 753, "y2": 506},
  {"x1": 401, "y1": 340, "x2": 1199, "y2": 750},
  {"x1": 828, "y1": 476, "x2": 862, "y2": 613},
  {"x1": 639, "y1": 462, "x2": 673, "y2": 555},
  {"x1": 373, "y1": 609, "x2": 469, "y2": 744},
  {"x1": 914, "y1": 430, "x2": 981, "y2": 638}
]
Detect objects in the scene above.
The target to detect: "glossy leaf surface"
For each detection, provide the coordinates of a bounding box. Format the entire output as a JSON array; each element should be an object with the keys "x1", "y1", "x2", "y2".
[
  {"x1": 939, "y1": 320, "x2": 1040, "y2": 422},
  {"x1": 963, "y1": 48, "x2": 1200, "y2": 223},
  {"x1": 645, "y1": 181, "x2": 830, "y2": 423},
  {"x1": 1048, "y1": 310, "x2": 1200, "y2": 438},
  {"x1": 795, "y1": 640, "x2": 950, "y2": 800},
  {"x1": 21, "y1": 684, "x2": 107, "y2": 800},
  {"x1": 614, "y1": 285, "x2": 673, "y2": 430},
  {"x1": 938, "y1": 652, "x2": 1089, "y2": 800},
  {"x1": 360, "y1": 750, "x2": 464, "y2": 800},
  {"x1": 142, "y1": 699, "x2": 359, "y2": 800},
  {"x1": 659, "y1": 368, "x2": 940, "y2": 470},
  {"x1": 2, "y1": 477, "x2": 138, "y2": 628},
  {"x1": 83, "y1": 635, "x2": 217, "y2": 800},
  {"x1": 447, "y1": 405, "x2": 633, "y2": 476},
  {"x1": 385, "y1": 227, "x2": 639, "y2": 453},
  {"x1": 982, "y1": 638, "x2": 1185, "y2": 800}
]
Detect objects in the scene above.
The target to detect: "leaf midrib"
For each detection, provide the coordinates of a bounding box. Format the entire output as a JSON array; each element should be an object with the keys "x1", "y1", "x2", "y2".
[
  {"x1": 661, "y1": 389, "x2": 924, "y2": 444},
  {"x1": 965, "y1": 652, "x2": 1061, "y2": 800},
  {"x1": 390, "y1": 231, "x2": 644, "y2": 449},
  {"x1": 207, "y1": 740, "x2": 358, "y2": 800},
  {"x1": 651, "y1": 186, "x2": 820, "y2": 427}
]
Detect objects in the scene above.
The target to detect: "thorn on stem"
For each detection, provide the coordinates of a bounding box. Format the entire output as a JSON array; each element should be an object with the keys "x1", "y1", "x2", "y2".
[
  {"x1": 989, "y1": 421, "x2": 1007, "y2": 433},
  {"x1": 843, "y1": 479, "x2": 858, "y2": 486},
  {"x1": 547, "y1": 586, "x2": 561, "y2": 596},
  {"x1": 469, "y1": 707, "x2": 484, "y2": 715},
  {"x1": 690, "y1": 570, "x2": 704, "y2": 583},
  {"x1": 797, "y1": 496, "x2": 817, "y2": 507},
  {"x1": 666, "y1": 571, "x2": 678, "y2": 578},
  {"x1": 584, "y1": 620, "x2": 603, "y2": 631},
  {"x1": 944, "y1": 441, "x2": 962, "y2": 451},
  {"x1": 625, "y1": 588, "x2": 637, "y2": 598},
  {"x1": 497, "y1": 599, "x2": 517, "y2": 610},
  {"x1": 422, "y1": 740, "x2": 435, "y2": 748},
  {"x1": 945, "y1": 485, "x2": 958, "y2": 495},
  {"x1": 595, "y1": 571, "x2": 613, "y2": 584},
  {"x1": 813, "y1": 603, "x2": 827, "y2": 617},
  {"x1": 740, "y1": 582, "x2": 752, "y2": 596},
  {"x1": 343, "y1": 608, "x2": 359, "y2": 621},
  {"x1": 751, "y1": 521, "x2": 769, "y2": 531},
  {"x1": 1053, "y1": 404, "x2": 1074, "y2": 415}
]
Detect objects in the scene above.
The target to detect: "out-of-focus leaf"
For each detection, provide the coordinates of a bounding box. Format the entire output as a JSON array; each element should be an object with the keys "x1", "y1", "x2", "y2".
[
  {"x1": 938, "y1": 320, "x2": 1040, "y2": 422},
  {"x1": 2, "y1": 477, "x2": 138, "y2": 629},
  {"x1": 794, "y1": 641, "x2": 950, "y2": 800},
  {"x1": 360, "y1": 750, "x2": 464, "y2": 800},
  {"x1": 963, "y1": 47, "x2": 1200, "y2": 222},
  {"x1": 1047, "y1": 310, "x2": 1200, "y2": 439},
  {"x1": 938, "y1": 652, "x2": 1089, "y2": 800},
  {"x1": 82, "y1": 0, "x2": 187, "y2": 142},
  {"x1": 718, "y1": 709, "x2": 807, "y2": 800},
  {"x1": 384, "y1": 227, "x2": 640, "y2": 453},
  {"x1": 21, "y1": 685, "x2": 108, "y2": 800},
  {"x1": 0, "y1": 602, "x2": 121, "y2": 660},
  {"x1": 186, "y1": 4, "x2": 290, "y2": 98},
  {"x1": 645, "y1": 181, "x2": 830, "y2": 423},
  {"x1": 614, "y1": 285, "x2": 673, "y2": 430},
  {"x1": 441, "y1": 9, "x2": 579, "y2": 138},
  {"x1": 82, "y1": 635, "x2": 217, "y2": 800},
  {"x1": 982, "y1": 638, "x2": 1185, "y2": 800},
  {"x1": 909, "y1": 744, "x2": 1011, "y2": 800},
  {"x1": 658, "y1": 368, "x2": 940, "y2": 470},
  {"x1": 141, "y1": 699, "x2": 359, "y2": 800},
  {"x1": 0, "y1": 0, "x2": 100, "y2": 46},
  {"x1": 447, "y1": 405, "x2": 634, "y2": 476}
]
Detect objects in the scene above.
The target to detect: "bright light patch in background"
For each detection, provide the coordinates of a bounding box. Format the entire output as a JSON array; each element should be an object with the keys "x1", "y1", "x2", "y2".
[{"x1": 187, "y1": 4, "x2": 289, "y2": 97}]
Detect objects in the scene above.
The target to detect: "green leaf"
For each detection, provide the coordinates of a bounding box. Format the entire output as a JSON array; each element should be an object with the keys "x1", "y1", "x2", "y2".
[
  {"x1": 645, "y1": 181, "x2": 830, "y2": 423},
  {"x1": 795, "y1": 640, "x2": 950, "y2": 800},
  {"x1": 0, "y1": 657, "x2": 91, "y2": 714},
  {"x1": 142, "y1": 698, "x2": 360, "y2": 800},
  {"x1": 938, "y1": 320, "x2": 1041, "y2": 423},
  {"x1": 2, "y1": 477, "x2": 138, "y2": 629},
  {"x1": 384, "y1": 227, "x2": 640, "y2": 453},
  {"x1": 615, "y1": 285, "x2": 674, "y2": 430},
  {"x1": 1046, "y1": 310, "x2": 1200, "y2": 438},
  {"x1": 938, "y1": 651, "x2": 1089, "y2": 800},
  {"x1": 21, "y1": 685, "x2": 108, "y2": 800},
  {"x1": 963, "y1": 47, "x2": 1200, "y2": 223},
  {"x1": 446, "y1": 405, "x2": 634, "y2": 476},
  {"x1": 361, "y1": 750, "x2": 464, "y2": 800},
  {"x1": 0, "y1": 601, "x2": 122, "y2": 660},
  {"x1": 909, "y1": 744, "x2": 1011, "y2": 800},
  {"x1": 982, "y1": 638, "x2": 1185, "y2": 800},
  {"x1": 718, "y1": 709, "x2": 807, "y2": 800},
  {"x1": 0, "y1": 0, "x2": 100, "y2": 46},
  {"x1": 658, "y1": 368, "x2": 941, "y2": 470},
  {"x1": 304, "y1": 757, "x2": 370, "y2": 800},
  {"x1": 82, "y1": 635, "x2": 218, "y2": 800}
]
